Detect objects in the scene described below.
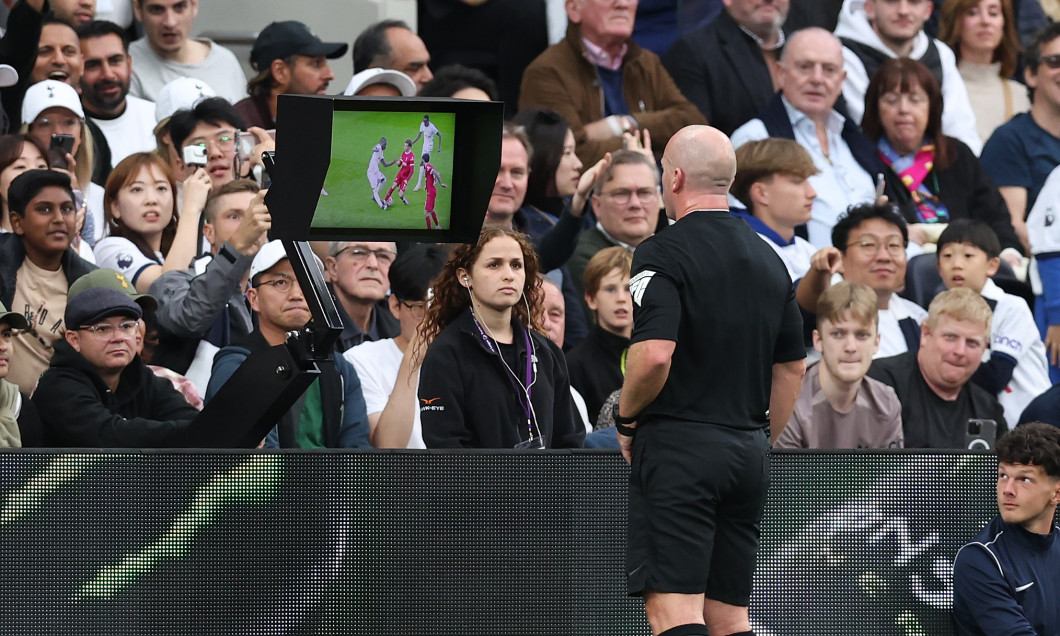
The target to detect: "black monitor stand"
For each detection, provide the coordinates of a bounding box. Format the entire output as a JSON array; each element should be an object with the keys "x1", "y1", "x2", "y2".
[{"x1": 183, "y1": 153, "x2": 344, "y2": 447}]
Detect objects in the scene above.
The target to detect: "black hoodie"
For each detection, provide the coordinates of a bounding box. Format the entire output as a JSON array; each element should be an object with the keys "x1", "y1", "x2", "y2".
[{"x1": 33, "y1": 339, "x2": 199, "y2": 447}]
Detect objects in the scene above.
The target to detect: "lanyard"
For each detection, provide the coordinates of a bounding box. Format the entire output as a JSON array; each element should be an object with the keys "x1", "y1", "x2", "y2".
[{"x1": 470, "y1": 310, "x2": 534, "y2": 423}]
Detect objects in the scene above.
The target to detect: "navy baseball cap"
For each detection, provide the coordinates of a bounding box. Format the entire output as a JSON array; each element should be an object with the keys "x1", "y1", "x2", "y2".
[
  {"x1": 65, "y1": 287, "x2": 142, "y2": 329},
  {"x1": 250, "y1": 21, "x2": 348, "y2": 71}
]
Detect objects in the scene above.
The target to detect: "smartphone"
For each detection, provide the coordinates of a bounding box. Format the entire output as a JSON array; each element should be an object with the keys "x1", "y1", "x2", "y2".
[
  {"x1": 874, "y1": 172, "x2": 886, "y2": 201},
  {"x1": 965, "y1": 419, "x2": 998, "y2": 450},
  {"x1": 182, "y1": 144, "x2": 208, "y2": 168},
  {"x1": 48, "y1": 134, "x2": 75, "y2": 170},
  {"x1": 260, "y1": 150, "x2": 275, "y2": 189}
]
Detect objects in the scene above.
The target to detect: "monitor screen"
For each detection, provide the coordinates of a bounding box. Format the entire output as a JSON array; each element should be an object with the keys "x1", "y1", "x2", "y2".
[
  {"x1": 318, "y1": 111, "x2": 455, "y2": 232},
  {"x1": 266, "y1": 95, "x2": 503, "y2": 244}
]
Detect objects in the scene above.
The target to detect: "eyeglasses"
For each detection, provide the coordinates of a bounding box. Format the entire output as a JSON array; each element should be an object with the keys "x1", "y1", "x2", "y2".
[
  {"x1": 880, "y1": 91, "x2": 928, "y2": 107},
  {"x1": 1038, "y1": 54, "x2": 1060, "y2": 69},
  {"x1": 398, "y1": 299, "x2": 427, "y2": 319},
  {"x1": 256, "y1": 275, "x2": 299, "y2": 293},
  {"x1": 847, "y1": 238, "x2": 906, "y2": 257},
  {"x1": 334, "y1": 246, "x2": 397, "y2": 267},
  {"x1": 79, "y1": 320, "x2": 139, "y2": 339},
  {"x1": 601, "y1": 188, "x2": 658, "y2": 205},
  {"x1": 188, "y1": 130, "x2": 236, "y2": 151}
]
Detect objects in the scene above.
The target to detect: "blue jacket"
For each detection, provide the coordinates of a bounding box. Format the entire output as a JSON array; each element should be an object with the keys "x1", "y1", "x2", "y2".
[
  {"x1": 205, "y1": 330, "x2": 370, "y2": 448},
  {"x1": 952, "y1": 516, "x2": 1060, "y2": 635}
]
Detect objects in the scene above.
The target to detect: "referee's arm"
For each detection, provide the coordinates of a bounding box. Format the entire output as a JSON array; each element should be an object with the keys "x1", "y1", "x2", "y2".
[
  {"x1": 618, "y1": 339, "x2": 675, "y2": 419},
  {"x1": 769, "y1": 359, "x2": 805, "y2": 444}
]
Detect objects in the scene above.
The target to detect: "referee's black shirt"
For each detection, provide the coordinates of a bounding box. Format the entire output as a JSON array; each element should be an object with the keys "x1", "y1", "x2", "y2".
[{"x1": 629, "y1": 209, "x2": 805, "y2": 429}]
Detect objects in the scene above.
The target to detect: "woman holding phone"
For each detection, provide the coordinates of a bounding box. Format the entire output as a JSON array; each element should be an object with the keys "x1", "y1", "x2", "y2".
[{"x1": 20, "y1": 80, "x2": 105, "y2": 248}]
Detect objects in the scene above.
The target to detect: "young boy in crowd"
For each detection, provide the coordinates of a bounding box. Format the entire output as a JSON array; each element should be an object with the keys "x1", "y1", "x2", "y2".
[
  {"x1": 936, "y1": 220, "x2": 1051, "y2": 428},
  {"x1": 0, "y1": 170, "x2": 96, "y2": 395},
  {"x1": 566, "y1": 246, "x2": 632, "y2": 425},
  {"x1": 775, "y1": 281, "x2": 903, "y2": 449}
]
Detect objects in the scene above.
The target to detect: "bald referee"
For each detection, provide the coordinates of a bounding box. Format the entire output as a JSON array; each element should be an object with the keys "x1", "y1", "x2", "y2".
[{"x1": 614, "y1": 125, "x2": 806, "y2": 636}]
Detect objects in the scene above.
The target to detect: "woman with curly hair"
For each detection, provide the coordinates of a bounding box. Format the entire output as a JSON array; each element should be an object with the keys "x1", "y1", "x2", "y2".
[{"x1": 415, "y1": 226, "x2": 583, "y2": 449}]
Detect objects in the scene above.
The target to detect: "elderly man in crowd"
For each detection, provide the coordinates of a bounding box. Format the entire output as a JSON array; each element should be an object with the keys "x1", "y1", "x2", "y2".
[
  {"x1": 350, "y1": 19, "x2": 434, "y2": 92},
  {"x1": 731, "y1": 27, "x2": 883, "y2": 249},
  {"x1": 519, "y1": 0, "x2": 705, "y2": 166},
  {"x1": 664, "y1": 0, "x2": 789, "y2": 136}
]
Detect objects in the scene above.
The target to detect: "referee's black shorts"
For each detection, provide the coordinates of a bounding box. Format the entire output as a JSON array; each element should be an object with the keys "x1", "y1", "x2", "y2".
[{"x1": 626, "y1": 419, "x2": 770, "y2": 605}]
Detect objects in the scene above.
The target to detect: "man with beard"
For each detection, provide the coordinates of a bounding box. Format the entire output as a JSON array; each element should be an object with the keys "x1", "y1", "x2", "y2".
[
  {"x1": 234, "y1": 21, "x2": 347, "y2": 130},
  {"x1": 24, "y1": 17, "x2": 113, "y2": 185},
  {"x1": 76, "y1": 20, "x2": 156, "y2": 167}
]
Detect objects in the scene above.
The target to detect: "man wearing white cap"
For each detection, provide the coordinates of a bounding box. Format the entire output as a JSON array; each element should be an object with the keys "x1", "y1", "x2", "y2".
[
  {"x1": 77, "y1": 20, "x2": 156, "y2": 167},
  {"x1": 205, "y1": 240, "x2": 371, "y2": 449},
  {"x1": 236, "y1": 20, "x2": 348, "y2": 130},
  {"x1": 342, "y1": 67, "x2": 417, "y2": 98},
  {"x1": 128, "y1": 0, "x2": 246, "y2": 104}
]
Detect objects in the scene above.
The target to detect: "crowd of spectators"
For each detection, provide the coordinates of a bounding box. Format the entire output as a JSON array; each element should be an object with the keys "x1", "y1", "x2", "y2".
[{"x1": 0, "y1": 0, "x2": 1057, "y2": 452}]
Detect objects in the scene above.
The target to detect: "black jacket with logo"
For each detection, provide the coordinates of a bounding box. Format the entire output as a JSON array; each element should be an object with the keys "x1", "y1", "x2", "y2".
[{"x1": 418, "y1": 308, "x2": 583, "y2": 449}]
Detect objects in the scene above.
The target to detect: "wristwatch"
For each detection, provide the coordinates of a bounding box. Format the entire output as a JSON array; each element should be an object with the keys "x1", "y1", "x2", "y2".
[{"x1": 612, "y1": 402, "x2": 638, "y2": 437}]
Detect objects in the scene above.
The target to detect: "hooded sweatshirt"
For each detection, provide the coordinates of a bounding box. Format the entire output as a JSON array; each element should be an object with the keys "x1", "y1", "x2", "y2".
[
  {"x1": 833, "y1": 0, "x2": 983, "y2": 154},
  {"x1": 33, "y1": 340, "x2": 199, "y2": 447}
]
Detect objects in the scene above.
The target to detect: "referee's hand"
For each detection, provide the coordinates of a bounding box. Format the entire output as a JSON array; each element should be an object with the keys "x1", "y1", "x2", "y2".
[{"x1": 619, "y1": 430, "x2": 633, "y2": 464}]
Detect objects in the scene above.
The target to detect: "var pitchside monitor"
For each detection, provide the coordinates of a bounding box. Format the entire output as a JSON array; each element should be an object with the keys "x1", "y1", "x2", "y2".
[{"x1": 266, "y1": 95, "x2": 504, "y2": 244}]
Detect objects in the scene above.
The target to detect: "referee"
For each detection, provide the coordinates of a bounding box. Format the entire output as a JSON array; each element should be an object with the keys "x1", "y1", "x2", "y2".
[{"x1": 615, "y1": 126, "x2": 806, "y2": 636}]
